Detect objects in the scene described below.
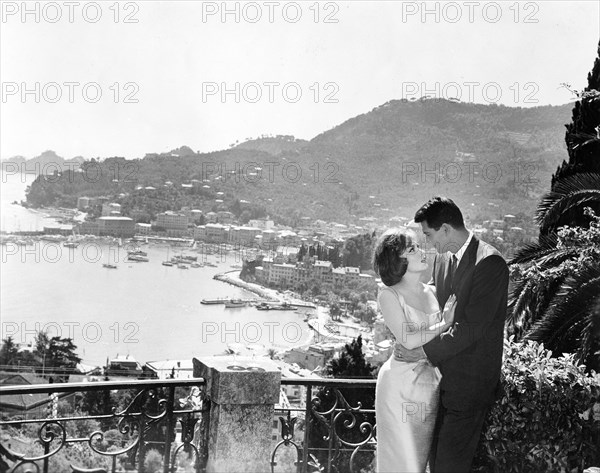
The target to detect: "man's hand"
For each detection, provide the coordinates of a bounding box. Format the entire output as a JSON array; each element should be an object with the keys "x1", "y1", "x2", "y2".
[
  {"x1": 442, "y1": 294, "x2": 457, "y2": 325},
  {"x1": 394, "y1": 343, "x2": 427, "y2": 362}
]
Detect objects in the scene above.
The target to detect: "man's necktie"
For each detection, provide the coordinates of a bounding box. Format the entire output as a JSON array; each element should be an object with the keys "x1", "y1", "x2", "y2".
[
  {"x1": 448, "y1": 254, "x2": 458, "y2": 281},
  {"x1": 448, "y1": 254, "x2": 458, "y2": 296}
]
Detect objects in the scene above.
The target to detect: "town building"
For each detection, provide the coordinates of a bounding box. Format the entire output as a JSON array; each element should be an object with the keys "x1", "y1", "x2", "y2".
[
  {"x1": 283, "y1": 344, "x2": 338, "y2": 371},
  {"x1": 77, "y1": 196, "x2": 92, "y2": 210},
  {"x1": 136, "y1": 223, "x2": 151, "y2": 235},
  {"x1": 229, "y1": 226, "x2": 262, "y2": 245},
  {"x1": 0, "y1": 373, "x2": 74, "y2": 419},
  {"x1": 248, "y1": 218, "x2": 275, "y2": 230},
  {"x1": 105, "y1": 355, "x2": 143, "y2": 377},
  {"x1": 261, "y1": 230, "x2": 277, "y2": 248},
  {"x1": 79, "y1": 221, "x2": 100, "y2": 235},
  {"x1": 97, "y1": 216, "x2": 135, "y2": 238},
  {"x1": 216, "y1": 211, "x2": 235, "y2": 225},
  {"x1": 195, "y1": 223, "x2": 229, "y2": 243},
  {"x1": 143, "y1": 360, "x2": 194, "y2": 379},
  {"x1": 156, "y1": 211, "x2": 189, "y2": 231},
  {"x1": 43, "y1": 224, "x2": 74, "y2": 236},
  {"x1": 101, "y1": 202, "x2": 122, "y2": 216}
]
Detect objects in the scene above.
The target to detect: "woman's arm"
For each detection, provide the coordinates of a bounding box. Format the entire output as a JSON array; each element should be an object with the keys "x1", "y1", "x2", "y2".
[{"x1": 378, "y1": 290, "x2": 456, "y2": 350}]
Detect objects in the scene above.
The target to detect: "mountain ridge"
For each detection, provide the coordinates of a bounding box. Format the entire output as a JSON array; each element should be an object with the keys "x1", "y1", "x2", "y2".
[{"x1": 21, "y1": 98, "x2": 574, "y2": 224}]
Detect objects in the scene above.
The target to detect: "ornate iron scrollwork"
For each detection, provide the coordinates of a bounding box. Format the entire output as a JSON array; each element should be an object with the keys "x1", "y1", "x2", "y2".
[
  {"x1": 271, "y1": 383, "x2": 376, "y2": 473},
  {"x1": 0, "y1": 382, "x2": 208, "y2": 473}
]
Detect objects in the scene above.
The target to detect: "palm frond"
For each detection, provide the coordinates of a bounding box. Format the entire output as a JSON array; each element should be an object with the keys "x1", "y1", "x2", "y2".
[
  {"x1": 508, "y1": 273, "x2": 566, "y2": 336},
  {"x1": 536, "y1": 173, "x2": 600, "y2": 231},
  {"x1": 509, "y1": 233, "x2": 558, "y2": 265},
  {"x1": 539, "y1": 191, "x2": 600, "y2": 233},
  {"x1": 507, "y1": 278, "x2": 534, "y2": 326},
  {"x1": 526, "y1": 264, "x2": 600, "y2": 363}
]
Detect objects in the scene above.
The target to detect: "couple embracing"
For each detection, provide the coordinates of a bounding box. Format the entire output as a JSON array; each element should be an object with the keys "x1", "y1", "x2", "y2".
[{"x1": 373, "y1": 197, "x2": 509, "y2": 473}]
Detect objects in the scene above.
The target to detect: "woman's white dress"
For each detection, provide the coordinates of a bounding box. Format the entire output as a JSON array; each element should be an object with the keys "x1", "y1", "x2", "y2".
[{"x1": 376, "y1": 288, "x2": 442, "y2": 473}]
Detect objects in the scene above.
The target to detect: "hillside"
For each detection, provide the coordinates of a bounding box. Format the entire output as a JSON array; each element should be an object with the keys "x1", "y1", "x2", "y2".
[
  {"x1": 23, "y1": 99, "x2": 573, "y2": 225},
  {"x1": 2, "y1": 151, "x2": 85, "y2": 172}
]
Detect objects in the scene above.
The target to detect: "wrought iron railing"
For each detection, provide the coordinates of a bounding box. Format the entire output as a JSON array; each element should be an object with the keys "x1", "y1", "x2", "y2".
[
  {"x1": 0, "y1": 378, "x2": 209, "y2": 473},
  {"x1": 273, "y1": 378, "x2": 377, "y2": 473},
  {"x1": 0, "y1": 376, "x2": 378, "y2": 473}
]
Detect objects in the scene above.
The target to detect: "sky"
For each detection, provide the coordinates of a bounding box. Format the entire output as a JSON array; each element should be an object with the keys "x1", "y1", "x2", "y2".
[{"x1": 1, "y1": 0, "x2": 599, "y2": 160}]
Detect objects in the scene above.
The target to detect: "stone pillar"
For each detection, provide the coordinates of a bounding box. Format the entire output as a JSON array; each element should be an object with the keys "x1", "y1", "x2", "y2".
[{"x1": 192, "y1": 356, "x2": 281, "y2": 473}]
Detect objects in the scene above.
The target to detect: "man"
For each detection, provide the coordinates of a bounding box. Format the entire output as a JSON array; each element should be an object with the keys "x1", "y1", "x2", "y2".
[{"x1": 396, "y1": 196, "x2": 509, "y2": 473}]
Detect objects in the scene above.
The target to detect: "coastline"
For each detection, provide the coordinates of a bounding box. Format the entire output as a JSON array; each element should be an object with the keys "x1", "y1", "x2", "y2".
[
  {"x1": 213, "y1": 271, "x2": 282, "y2": 302},
  {"x1": 213, "y1": 270, "x2": 358, "y2": 350}
]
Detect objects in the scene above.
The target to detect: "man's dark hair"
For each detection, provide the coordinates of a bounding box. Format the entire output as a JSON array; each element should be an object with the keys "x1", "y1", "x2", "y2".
[
  {"x1": 414, "y1": 196, "x2": 465, "y2": 230},
  {"x1": 372, "y1": 229, "x2": 412, "y2": 286}
]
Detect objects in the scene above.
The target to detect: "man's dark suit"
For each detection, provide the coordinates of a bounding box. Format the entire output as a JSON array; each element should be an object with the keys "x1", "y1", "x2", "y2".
[{"x1": 423, "y1": 236, "x2": 509, "y2": 473}]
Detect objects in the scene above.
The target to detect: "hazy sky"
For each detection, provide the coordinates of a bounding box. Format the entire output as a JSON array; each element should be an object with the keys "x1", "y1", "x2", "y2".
[{"x1": 1, "y1": 1, "x2": 599, "y2": 160}]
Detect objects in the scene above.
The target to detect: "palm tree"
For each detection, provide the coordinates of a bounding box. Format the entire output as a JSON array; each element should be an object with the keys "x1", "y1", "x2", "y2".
[
  {"x1": 508, "y1": 209, "x2": 600, "y2": 368},
  {"x1": 267, "y1": 348, "x2": 278, "y2": 360},
  {"x1": 537, "y1": 171, "x2": 600, "y2": 235},
  {"x1": 508, "y1": 42, "x2": 600, "y2": 371}
]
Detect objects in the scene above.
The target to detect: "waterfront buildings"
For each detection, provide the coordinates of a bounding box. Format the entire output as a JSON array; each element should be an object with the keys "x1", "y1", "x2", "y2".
[
  {"x1": 155, "y1": 211, "x2": 189, "y2": 232},
  {"x1": 97, "y1": 216, "x2": 135, "y2": 238},
  {"x1": 254, "y1": 257, "x2": 374, "y2": 288}
]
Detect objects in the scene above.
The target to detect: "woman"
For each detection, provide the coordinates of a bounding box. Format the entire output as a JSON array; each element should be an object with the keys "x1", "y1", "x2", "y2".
[{"x1": 372, "y1": 228, "x2": 456, "y2": 473}]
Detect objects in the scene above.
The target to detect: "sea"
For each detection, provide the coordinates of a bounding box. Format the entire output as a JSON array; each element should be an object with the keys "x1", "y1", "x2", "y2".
[{"x1": 0, "y1": 171, "x2": 311, "y2": 367}]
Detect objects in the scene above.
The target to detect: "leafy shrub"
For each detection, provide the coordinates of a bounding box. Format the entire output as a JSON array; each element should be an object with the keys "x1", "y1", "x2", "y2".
[
  {"x1": 144, "y1": 449, "x2": 163, "y2": 473},
  {"x1": 473, "y1": 338, "x2": 600, "y2": 473}
]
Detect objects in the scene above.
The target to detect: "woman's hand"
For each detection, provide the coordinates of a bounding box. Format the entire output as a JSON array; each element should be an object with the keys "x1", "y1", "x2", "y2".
[{"x1": 442, "y1": 294, "x2": 457, "y2": 325}]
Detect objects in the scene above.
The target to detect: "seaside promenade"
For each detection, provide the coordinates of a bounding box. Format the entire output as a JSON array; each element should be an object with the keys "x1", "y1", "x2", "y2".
[{"x1": 214, "y1": 270, "x2": 367, "y2": 349}]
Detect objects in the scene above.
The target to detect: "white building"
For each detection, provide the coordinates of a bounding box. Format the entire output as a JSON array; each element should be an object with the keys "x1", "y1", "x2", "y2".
[
  {"x1": 102, "y1": 202, "x2": 122, "y2": 216},
  {"x1": 136, "y1": 223, "x2": 151, "y2": 235},
  {"x1": 156, "y1": 211, "x2": 189, "y2": 231},
  {"x1": 198, "y1": 223, "x2": 228, "y2": 243},
  {"x1": 229, "y1": 226, "x2": 262, "y2": 245},
  {"x1": 249, "y1": 218, "x2": 274, "y2": 230}
]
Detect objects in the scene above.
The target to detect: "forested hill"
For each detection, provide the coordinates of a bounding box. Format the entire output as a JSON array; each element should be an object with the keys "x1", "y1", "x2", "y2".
[{"x1": 23, "y1": 98, "x2": 572, "y2": 225}]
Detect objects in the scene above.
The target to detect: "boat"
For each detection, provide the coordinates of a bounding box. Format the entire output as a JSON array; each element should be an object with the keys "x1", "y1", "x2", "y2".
[
  {"x1": 40, "y1": 235, "x2": 64, "y2": 242},
  {"x1": 127, "y1": 254, "x2": 149, "y2": 262},
  {"x1": 191, "y1": 263, "x2": 202, "y2": 268},
  {"x1": 204, "y1": 262, "x2": 218, "y2": 268},
  {"x1": 103, "y1": 263, "x2": 118, "y2": 269},
  {"x1": 163, "y1": 247, "x2": 173, "y2": 266},
  {"x1": 201, "y1": 298, "x2": 229, "y2": 305},
  {"x1": 224, "y1": 299, "x2": 246, "y2": 308},
  {"x1": 128, "y1": 249, "x2": 148, "y2": 257},
  {"x1": 63, "y1": 241, "x2": 79, "y2": 248},
  {"x1": 178, "y1": 264, "x2": 189, "y2": 269},
  {"x1": 256, "y1": 302, "x2": 297, "y2": 311}
]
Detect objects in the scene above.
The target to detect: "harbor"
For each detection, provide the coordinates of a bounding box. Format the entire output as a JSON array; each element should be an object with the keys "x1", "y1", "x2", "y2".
[{"x1": 0, "y1": 171, "x2": 370, "y2": 372}]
